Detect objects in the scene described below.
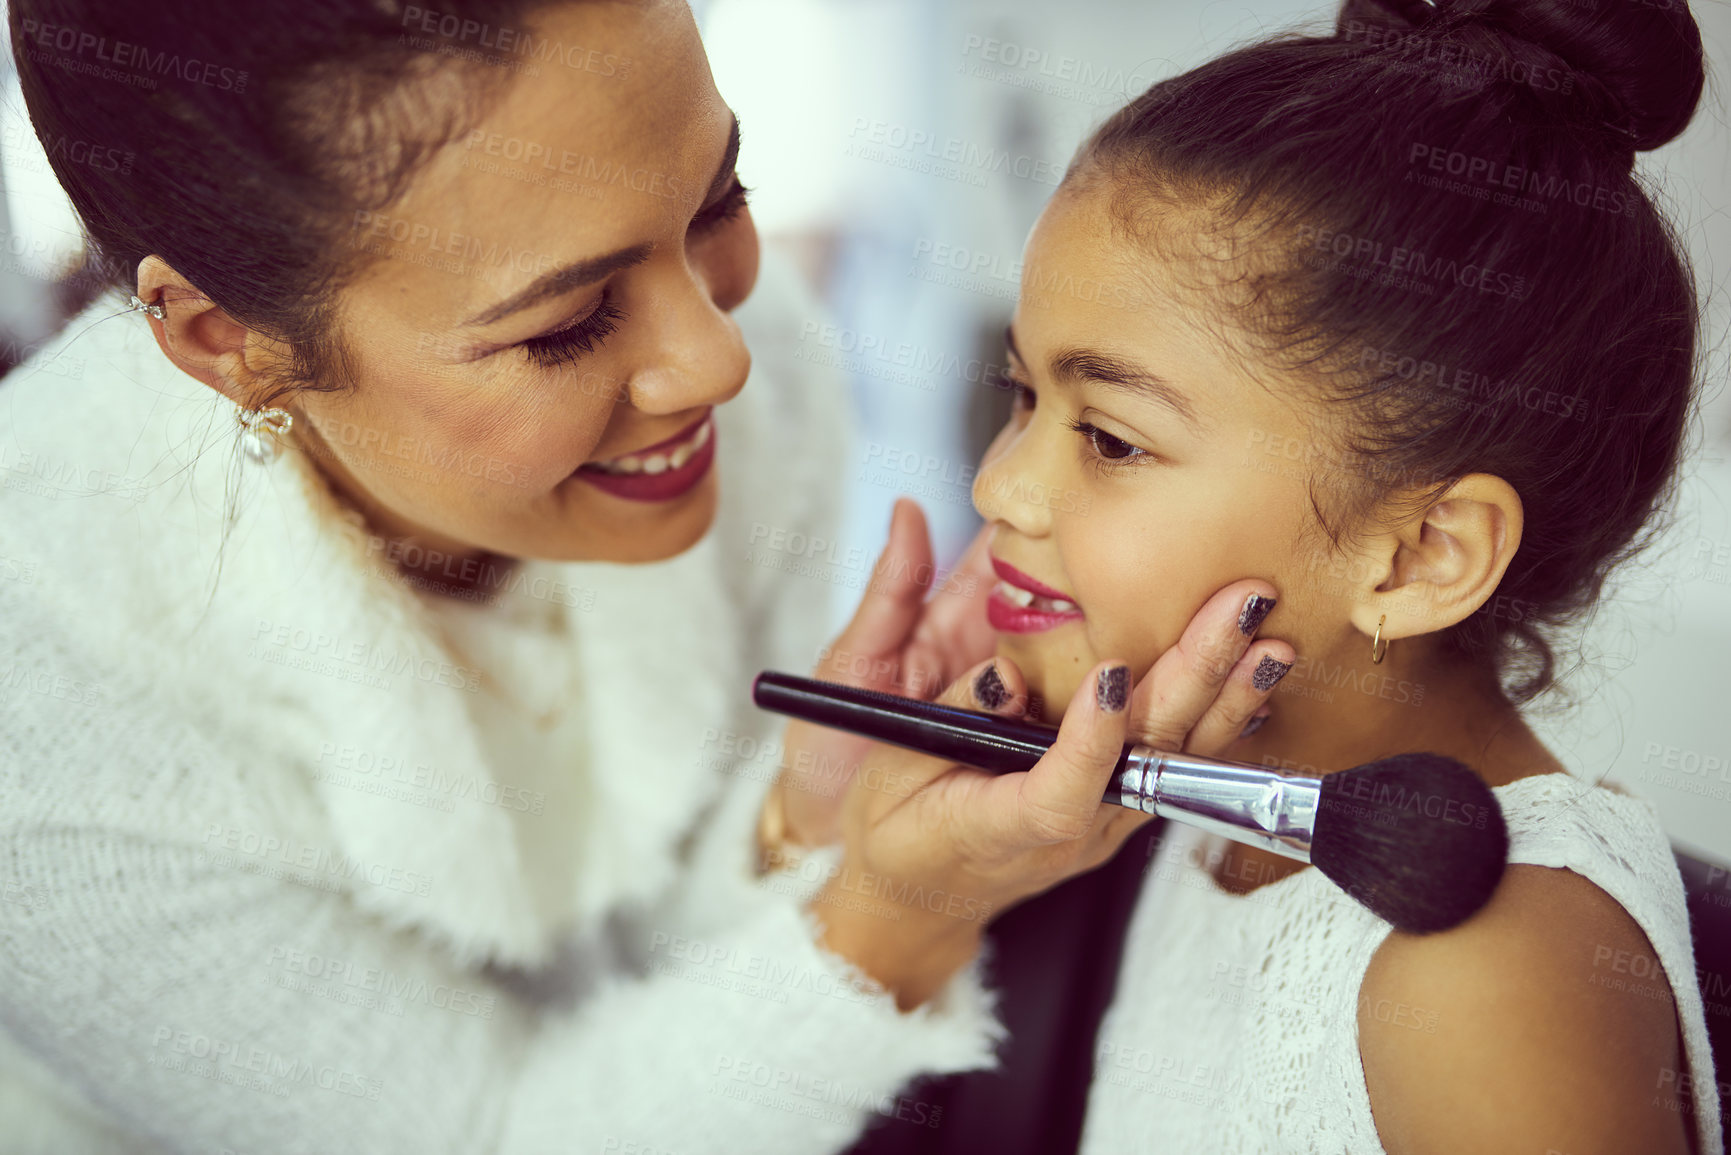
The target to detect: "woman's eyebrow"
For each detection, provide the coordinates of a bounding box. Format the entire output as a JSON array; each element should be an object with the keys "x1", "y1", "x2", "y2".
[
  {"x1": 461, "y1": 244, "x2": 654, "y2": 329},
  {"x1": 458, "y1": 113, "x2": 743, "y2": 330},
  {"x1": 1006, "y1": 325, "x2": 1205, "y2": 433}
]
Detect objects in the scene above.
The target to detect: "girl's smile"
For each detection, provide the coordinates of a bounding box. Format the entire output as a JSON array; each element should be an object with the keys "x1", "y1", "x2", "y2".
[{"x1": 987, "y1": 554, "x2": 1085, "y2": 633}]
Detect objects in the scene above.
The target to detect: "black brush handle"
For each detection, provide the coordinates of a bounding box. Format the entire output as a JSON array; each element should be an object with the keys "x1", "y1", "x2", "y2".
[
  {"x1": 752, "y1": 670, "x2": 1129, "y2": 779},
  {"x1": 756, "y1": 674, "x2": 1509, "y2": 935}
]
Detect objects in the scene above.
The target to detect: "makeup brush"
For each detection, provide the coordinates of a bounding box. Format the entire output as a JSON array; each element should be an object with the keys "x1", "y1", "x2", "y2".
[{"x1": 753, "y1": 671, "x2": 1508, "y2": 933}]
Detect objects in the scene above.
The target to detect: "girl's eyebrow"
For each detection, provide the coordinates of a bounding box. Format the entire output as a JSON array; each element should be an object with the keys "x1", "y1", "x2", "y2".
[
  {"x1": 461, "y1": 243, "x2": 653, "y2": 329},
  {"x1": 1006, "y1": 324, "x2": 1206, "y2": 434}
]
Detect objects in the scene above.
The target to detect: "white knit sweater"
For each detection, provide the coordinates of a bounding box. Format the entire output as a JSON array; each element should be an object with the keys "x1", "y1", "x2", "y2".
[
  {"x1": 1080, "y1": 773, "x2": 1724, "y2": 1154},
  {"x1": 0, "y1": 257, "x2": 1004, "y2": 1155}
]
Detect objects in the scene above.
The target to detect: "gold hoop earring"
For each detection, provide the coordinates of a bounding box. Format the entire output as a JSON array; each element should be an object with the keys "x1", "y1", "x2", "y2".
[{"x1": 1371, "y1": 614, "x2": 1389, "y2": 664}]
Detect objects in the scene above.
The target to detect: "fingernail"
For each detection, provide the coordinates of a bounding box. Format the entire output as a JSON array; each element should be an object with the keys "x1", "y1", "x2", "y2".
[
  {"x1": 1251, "y1": 655, "x2": 1292, "y2": 692},
  {"x1": 1239, "y1": 711, "x2": 1270, "y2": 738},
  {"x1": 973, "y1": 662, "x2": 1009, "y2": 710},
  {"x1": 1096, "y1": 664, "x2": 1130, "y2": 713},
  {"x1": 1237, "y1": 594, "x2": 1276, "y2": 636}
]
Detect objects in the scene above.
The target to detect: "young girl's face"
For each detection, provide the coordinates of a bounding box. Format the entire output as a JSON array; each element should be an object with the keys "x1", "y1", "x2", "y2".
[{"x1": 976, "y1": 177, "x2": 1362, "y2": 717}]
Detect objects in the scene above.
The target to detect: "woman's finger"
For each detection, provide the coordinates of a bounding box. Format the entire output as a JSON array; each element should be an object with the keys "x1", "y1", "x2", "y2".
[
  {"x1": 1181, "y1": 637, "x2": 1296, "y2": 755},
  {"x1": 907, "y1": 520, "x2": 999, "y2": 687},
  {"x1": 847, "y1": 654, "x2": 1035, "y2": 836},
  {"x1": 815, "y1": 498, "x2": 936, "y2": 690},
  {"x1": 1127, "y1": 581, "x2": 1278, "y2": 751},
  {"x1": 1075, "y1": 802, "x2": 1156, "y2": 873},
  {"x1": 895, "y1": 637, "x2": 946, "y2": 701},
  {"x1": 1044, "y1": 768, "x2": 1156, "y2": 868},
  {"x1": 967, "y1": 661, "x2": 1130, "y2": 852}
]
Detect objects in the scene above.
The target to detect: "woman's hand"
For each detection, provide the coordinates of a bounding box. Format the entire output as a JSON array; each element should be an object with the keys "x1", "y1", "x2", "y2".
[
  {"x1": 807, "y1": 580, "x2": 1296, "y2": 1009},
  {"x1": 769, "y1": 498, "x2": 997, "y2": 849}
]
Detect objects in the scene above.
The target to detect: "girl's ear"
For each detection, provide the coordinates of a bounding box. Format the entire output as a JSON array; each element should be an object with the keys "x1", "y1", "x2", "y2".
[
  {"x1": 1345, "y1": 473, "x2": 1525, "y2": 646},
  {"x1": 135, "y1": 254, "x2": 279, "y2": 409}
]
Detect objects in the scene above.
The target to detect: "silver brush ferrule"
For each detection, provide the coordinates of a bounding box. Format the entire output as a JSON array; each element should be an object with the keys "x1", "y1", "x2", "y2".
[{"x1": 1112, "y1": 747, "x2": 1322, "y2": 861}]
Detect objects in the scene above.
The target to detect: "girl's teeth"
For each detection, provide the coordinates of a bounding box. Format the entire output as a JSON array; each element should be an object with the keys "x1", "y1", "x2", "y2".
[
  {"x1": 618, "y1": 457, "x2": 642, "y2": 474},
  {"x1": 642, "y1": 455, "x2": 669, "y2": 475},
  {"x1": 693, "y1": 422, "x2": 711, "y2": 448},
  {"x1": 996, "y1": 579, "x2": 1080, "y2": 614},
  {"x1": 670, "y1": 444, "x2": 693, "y2": 468}
]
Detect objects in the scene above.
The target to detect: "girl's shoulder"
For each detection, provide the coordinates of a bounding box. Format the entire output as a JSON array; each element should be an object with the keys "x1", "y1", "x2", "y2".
[{"x1": 1355, "y1": 772, "x2": 1719, "y2": 1155}]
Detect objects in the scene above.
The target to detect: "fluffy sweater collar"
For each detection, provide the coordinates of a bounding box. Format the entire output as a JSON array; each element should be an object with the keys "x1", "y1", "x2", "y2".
[{"x1": 2, "y1": 291, "x2": 755, "y2": 972}]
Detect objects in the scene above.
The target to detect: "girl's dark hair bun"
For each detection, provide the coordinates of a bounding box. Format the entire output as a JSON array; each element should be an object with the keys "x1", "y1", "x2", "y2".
[
  {"x1": 1338, "y1": 0, "x2": 1436, "y2": 30},
  {"x1": 1337, "y1": 0, "x2": 1705, "y2": 155},
  {"x1": 1086, "y1": 0, "x2": 1706, "y2": 704}
]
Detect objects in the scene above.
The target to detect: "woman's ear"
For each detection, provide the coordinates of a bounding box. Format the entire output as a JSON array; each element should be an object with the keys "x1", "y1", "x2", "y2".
[
  {"x1": 1344, "y1": 473, "x2": 1524, "y2": 647},
  {"x1": 135, "y1": 254, "x2": 275, "y2": 408}
]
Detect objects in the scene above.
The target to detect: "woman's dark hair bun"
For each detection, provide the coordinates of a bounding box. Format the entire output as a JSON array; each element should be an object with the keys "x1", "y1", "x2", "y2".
[{"x1": 1337, "y1": 0, "x2": 1705, "y2": 155}]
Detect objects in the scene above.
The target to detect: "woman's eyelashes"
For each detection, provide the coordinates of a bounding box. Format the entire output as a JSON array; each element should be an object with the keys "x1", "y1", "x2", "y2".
[
  {"x1": 514, "y1": 179, "x2": 751, "y2": 370},
  {"x1": 520, "y1": 291, "x2": 625, "y2": 369},
  {"x1": 691, "y1": 175, "x2": 751, "y2": 234}
]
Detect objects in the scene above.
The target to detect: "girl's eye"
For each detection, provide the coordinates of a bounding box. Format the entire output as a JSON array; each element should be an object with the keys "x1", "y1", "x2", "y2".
[
  {"x1": 519, "y1": 291, "x2": 625, "y2": 369},
  {"x1": 1066, "y1": 418, "x2": 1149, "y2": 464},
  {"x1": 690, "y1": 176, "x2": 751, "y2": 234}
]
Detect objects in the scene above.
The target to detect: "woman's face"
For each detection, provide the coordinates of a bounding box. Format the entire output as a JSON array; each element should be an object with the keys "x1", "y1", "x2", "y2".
[
  {"x1": 975, "y1": 178, "x2": 1365, "y2": 717},
  {"x1": 283, "y1": 0, "x2": 757, "y2": 565}
]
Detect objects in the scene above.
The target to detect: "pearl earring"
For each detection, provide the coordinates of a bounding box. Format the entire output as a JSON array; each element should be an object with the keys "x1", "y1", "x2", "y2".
[{"x1": 237, "y1": 405, "x2": 294, "y2": 464}]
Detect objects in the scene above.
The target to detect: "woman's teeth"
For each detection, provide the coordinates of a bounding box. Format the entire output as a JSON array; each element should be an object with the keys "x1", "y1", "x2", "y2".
[
  {"x1": 995, "y1": 579, "x2": 1078, "y2": 614},
  {"x1": 588, "y1": 419, "x2": 712, "y2": 476}
]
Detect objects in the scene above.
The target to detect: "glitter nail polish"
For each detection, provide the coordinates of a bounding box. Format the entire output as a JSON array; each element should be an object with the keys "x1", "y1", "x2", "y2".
[
  {"x1": 1097, "y1": 665, "x2": 1130, "y2": 713},
  {"x1": 974, "y1": 663, "x2": 1010, "y2": 710},
  {"x1": 1238, "y1": 594, "x2": 1277, "y2": 636},
  {"x1": 1251, "y1": 655, "x2": 1292, "y2": 692}
]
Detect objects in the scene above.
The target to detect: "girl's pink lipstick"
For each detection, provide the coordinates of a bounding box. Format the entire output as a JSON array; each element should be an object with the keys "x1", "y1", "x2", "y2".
[
  {"x1": 987, "y1": 556, "x2": 1085, "y2": 633},
  {"x1": 573, "y1": 411, "x2": 715, "y2": 503}
]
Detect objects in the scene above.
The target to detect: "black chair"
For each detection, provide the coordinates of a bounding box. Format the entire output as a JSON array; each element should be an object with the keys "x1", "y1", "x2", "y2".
[
  {"x1": 845, "y1": 819, "x2": 1164, "y2": 1155},
  {"x1": 1675, "y1": 847, "x2": 1731, "y2": 1150},
  {"x1": 849, "y1": 834, "x2": 1731, "y2": 1155}
]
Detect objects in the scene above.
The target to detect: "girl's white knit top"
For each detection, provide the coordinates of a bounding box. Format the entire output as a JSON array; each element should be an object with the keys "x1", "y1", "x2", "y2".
[
  {"x1": 0, "y1": 259, "x2": 1004, "y2": 1155},
  {"x1": 1078, "y1": 773, "x2": 1725, "y2": 1154}
]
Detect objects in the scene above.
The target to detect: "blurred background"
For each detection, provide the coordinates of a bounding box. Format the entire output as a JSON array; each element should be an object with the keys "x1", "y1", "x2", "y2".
[{"x1": 3, "y1": 0, "x2": 1729, "y2": 857}]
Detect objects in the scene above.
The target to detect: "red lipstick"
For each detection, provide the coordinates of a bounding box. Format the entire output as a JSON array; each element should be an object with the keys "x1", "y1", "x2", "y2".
[
  {"x1": 987, "y1": 556, "x2": 1085, "y2": 634},
  {"x1": 572, "y1": 411, "x2": 715, "y2": 503}
]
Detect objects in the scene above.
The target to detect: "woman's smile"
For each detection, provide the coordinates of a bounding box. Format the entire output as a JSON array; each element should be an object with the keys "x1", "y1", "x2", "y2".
[
  {"x1": 987, "y1": 554, "x2": 1085, "y2": 633},
  {"x1": 571, "y1": 409, "x2": 717, "y2": 502}
]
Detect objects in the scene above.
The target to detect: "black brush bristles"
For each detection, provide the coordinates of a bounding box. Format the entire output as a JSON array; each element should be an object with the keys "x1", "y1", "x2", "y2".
[{"x1": 1309, "y1": 753, "x2": 1510, "y2": 934}]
